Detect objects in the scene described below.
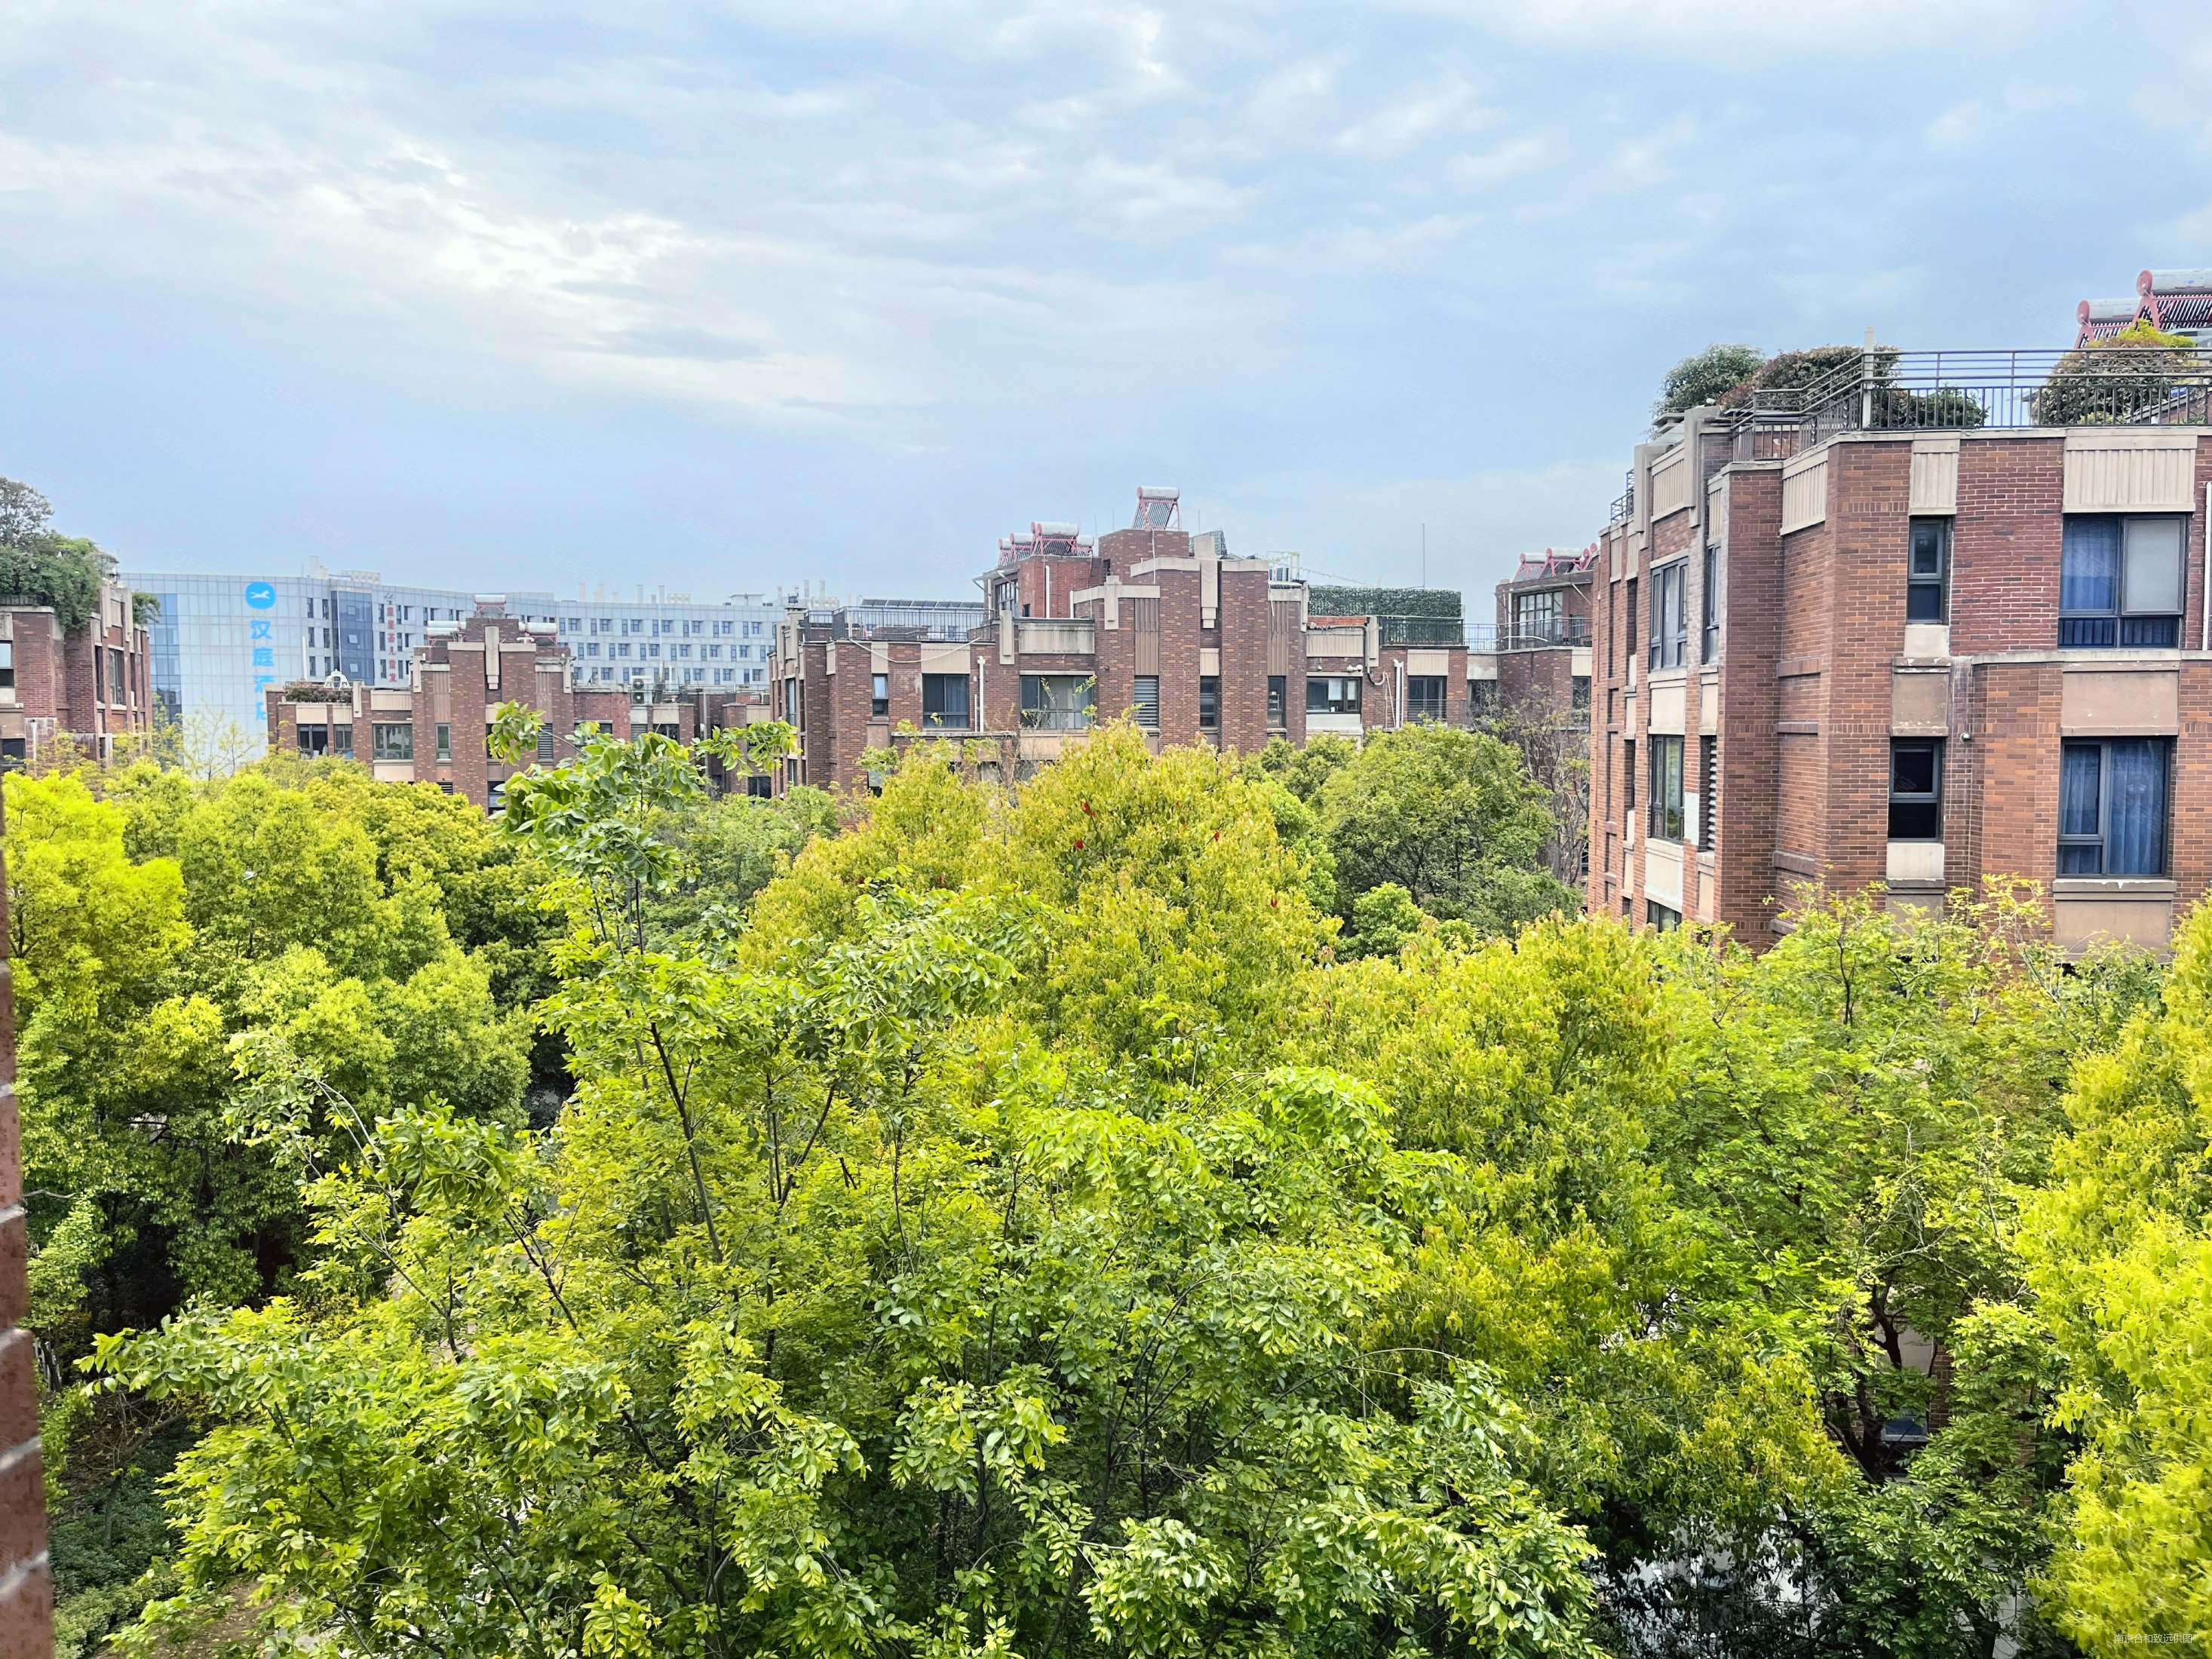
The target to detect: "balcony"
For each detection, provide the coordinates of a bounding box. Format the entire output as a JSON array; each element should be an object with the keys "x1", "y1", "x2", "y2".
[
  {"x1": 1468, "y1": 618, "x2": 1591, "y2": 651},
  {"x1": 1704, "y1": 345, "x2": 2212, "y2": 462}
]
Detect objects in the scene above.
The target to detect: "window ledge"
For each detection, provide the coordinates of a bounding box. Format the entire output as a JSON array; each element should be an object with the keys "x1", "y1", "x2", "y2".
[{"x1": 2052, "y1": 878, "x2": 2175, "y2": 897}]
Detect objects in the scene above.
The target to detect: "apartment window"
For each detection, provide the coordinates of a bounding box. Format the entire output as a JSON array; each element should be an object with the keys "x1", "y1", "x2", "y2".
[
  {"x1": 537, "y1": 730, "x2": 557, "y2": 763},
  {"x1": 1701, "y1": 544, "x2": 1722, "y2": 661},
  {"x1": 296, "y1": 725, "x2": 329, "y2": 756},
  {"x1": 1471, "y1": 679, "x2": 1499, "y2": 720},
  {"x1": 1646, "y1": 900, "x2": 1682, "y2": 932},
  {"x1": 371, "y1": 722, "x2": 413, "y2": 762},
  {"x1": 1649, "y1": 562, "x2": 1686, "y2": 670},
  {"x1": 331, "y1": 725, "x2": 354, "y2": 757},
  {"x1": 1888, "y1": 740, "x2": 1943, "y2": 840},
  {"x1": 1623, "y1": 738, "x2": 1637, "y2": 811},
  {"x1": 2061, "y1": 517, "x2": 2183, "y2": 649},
  {"x1": 434, "y1": 722, "x2": 452, "y2": 762},
  {"x1": 871, "y1": 672, "x2": 889, "y2": 717},
  {"x1": 1307, "y1": 676, "x2": 1362, "y2": 715},
  {"x1": 1647, "y1": 734, "x2": 1684, "y2": 842},
  {"x1": 1907, "y1": 519, "x2": 1950, "y2": 623},
  {"x1": 1132, "y1": 674, "x2": 1161, "y2": 727},
  {"x1": 1515, "y1": 589, "x2": 1563, "y2": 642},
  {"x1": 1572, "y1": 676, "x2": 1591, "y2": 714},
  {"x1": 1267, "y1": 675, "x2": 1287, "y2": 728},
  {"x1": 1198, "y1": 676, "x2": 1220, "y2": 730},
  {"x1": 1021, "y1": 674, "x2": 1092, "y2": 731},
  {"x1": 0, "y1": 640, "x2": 14, "y2": 691},
  {"x1": 2059, "y1": 738, "x2": 2171, "y2": 875},
  {"x1": 922, "y1": 673, "x2": 970, "y2": 729},
  {"x1": 1407, "y1": 676, "x2": 1447, "y2": 723},
  {"x1": 1624, "y1": 578, "x2": 1639, "y2": 673},
  {"x1": 1698, "y1": 734, "x2": 1717, "y2": 847},
  {"x1": 109, "y1": 649, "x2": 127, "y2": 705}
]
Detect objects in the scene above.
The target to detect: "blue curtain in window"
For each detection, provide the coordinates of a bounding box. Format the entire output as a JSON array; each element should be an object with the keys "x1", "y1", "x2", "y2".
[
  {"x1": 2059, "y1": 745, "x2": 2102, "y2": 872},
  {"x1": 2061, "y1": 518, "x2": 2120, "y2": 612},
  {"x1": 2106, "y1": 740, "x2": 2168, "y2": 875}
]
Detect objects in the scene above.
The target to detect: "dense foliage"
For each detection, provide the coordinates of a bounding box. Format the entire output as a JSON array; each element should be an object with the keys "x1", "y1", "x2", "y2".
[
  {"x1": 0, "y1": 474, "x2": 109, "y2": 630},
  {"x1": 14, "y1": 719, "x2": 2212, "y2": 1658}
]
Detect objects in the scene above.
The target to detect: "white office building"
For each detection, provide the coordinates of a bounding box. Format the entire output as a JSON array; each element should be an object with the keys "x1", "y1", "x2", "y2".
[{"x1": 122, "y1": 566, "x2": 790, "y2": 741}]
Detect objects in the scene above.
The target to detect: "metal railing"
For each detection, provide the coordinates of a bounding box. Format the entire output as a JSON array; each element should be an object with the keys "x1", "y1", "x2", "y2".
[
  {"x1": 1467, "y1": 618, "x2": 1591, "y2": 651},
  {"x1": 1719, "y1": 346, "x2": 2212, "y2": 458},
  {"x1": 1377, "y1": 614, "x2": 1465, "y2": 646}
]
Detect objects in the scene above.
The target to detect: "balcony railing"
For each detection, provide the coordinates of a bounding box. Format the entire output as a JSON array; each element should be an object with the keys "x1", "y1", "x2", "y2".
[
  {"x1": 1468, "y1": 618, "x2": 1591, "y2": 651},
  {"x1": 1716, "y1": 346, "x2": 2212, "y2": 460}
]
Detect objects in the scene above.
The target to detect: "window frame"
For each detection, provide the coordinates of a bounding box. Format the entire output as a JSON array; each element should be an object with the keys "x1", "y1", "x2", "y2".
[
  {"x1": 1132, "y1": 674, "x2": 1161, "y2": 728},
  {"x1": 1646, "y1": 733, "x2": 1684, "y2": 842},
  {"x1": 1701, "y1": 544, "x2": 1722, "y2": 662},
  {"x1": 370, "y1": 722, "x2": 414, "y2": 762},
  {"x1": 1646, "y1": 900, "x2": 1682, "y2": 932},
  {"x1": 2059, "y1": 737, "x2": 2173, "y2": 876},
  {"x1": 1020, "y1": 673, "x2": 1094, "y2": 731},
  {"x1": 1698, "y1": 734, "x2": 1717, "y2": 848},
  {"x1": 1907, "y1": 517, "x2": 1951, "y2": 624},
  {"x1": 2060, "y1": 515, "x2": 2186, "y2": 649},
  {"x1": 434, "y1": 722, "x2": 452, "y2": 762},
  {"x1": 1648, "y1": 561, "x2": 1686, "y2": 671},
  {"x1": 1198, "y1": 676, "x2": 1220, "y2": 731},
  {"x1": 1888, "y1": 738, "x2": 1944, "y2": 841},
  {"x1": 1305, "y1": 676, "x2": 1362, "y2": 716},
  {"x1": 1266, "y1": 675, "x2": 1287, "y2": 728},
  {"x1": 1406, "y1": 674, "x2": 1447, "y2": 723},
  {"x1": 870, "y1": 672, "x2": 890, "y2": 717},
  {"x1": 921, "y1": 673, "x2": 970, "y2": 730}
]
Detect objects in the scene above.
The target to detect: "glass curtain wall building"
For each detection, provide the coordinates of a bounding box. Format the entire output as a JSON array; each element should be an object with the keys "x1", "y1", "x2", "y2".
[{"x1": 124, "y1": 568, "x2": 789, "y2": 744}]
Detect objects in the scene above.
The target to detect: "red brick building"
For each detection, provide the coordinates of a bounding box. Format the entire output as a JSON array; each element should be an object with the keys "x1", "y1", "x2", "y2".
[
  {"x1": 269, "y1": 596, "x2": 774, "y2": 809},
  {"x1": 775, "y1": 488, "x2": 1472, "y2": 792},
  {"x1": 1474, "y1": 547, "x2": 1594, "y2": 725},
  {"x1": 1591, "y1": 348, "x2": 2212, "y2": 952},
  {"x1": 0, "y1": 575, "x2": 153, "y2": 766}
]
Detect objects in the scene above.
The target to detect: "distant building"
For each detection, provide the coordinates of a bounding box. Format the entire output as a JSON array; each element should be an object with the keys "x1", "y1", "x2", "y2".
[
  {"x1": 127, "y1": 566, "x2": 788, "y2": 743},
  {"x1": 1471, "y1": 546, "x2": 1595, "y2": 725},
  {"x1": 0, "y1": 569, "x2": 152, "y2": 766},
  {"x1": 267, "y1": 596, "x2": 778, "y2": 810},
  {"x1": 773, "y1": 487, "x2": 1474, "y2": 793}
]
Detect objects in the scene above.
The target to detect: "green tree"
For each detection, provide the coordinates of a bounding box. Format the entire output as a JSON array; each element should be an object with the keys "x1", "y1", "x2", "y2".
[
  {"x1": 1655, "y1": 344, "x2": 1766, "y2": 419},
  {"x1": 1317, "y1": 724, "x2": 1572, "y2": 936},
  {"x1": 100, "y1": 723, "x2": 1603, "y2": 1659},
  {"x1": 2016, "y1": 896, "x2": 2212, "y2": 1656}
]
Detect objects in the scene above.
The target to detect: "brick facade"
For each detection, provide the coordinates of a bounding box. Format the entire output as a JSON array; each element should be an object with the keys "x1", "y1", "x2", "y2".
[
  {"x1": 269, "y1": 597, "x2": 765, "y2": 810},
  {"x1": 1594, "y1": 420, "x2": 2212, "y2": 953},
  {"x1": 0, "y1": 784, "x2": 49, "y2": 1653},
  {"x1": 0, "y1": 579, "x2": 153, "y2": 766},
  {"x1": 777, "y1": 489, "x2": 1493, "y2": 794}
]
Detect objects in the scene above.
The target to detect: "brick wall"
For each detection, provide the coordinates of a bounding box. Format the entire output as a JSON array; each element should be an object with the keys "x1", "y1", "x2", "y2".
[
  {"x1": 1714, "y1": 466, "x2": 1784, "y2": 937},
  {"x1": 0, "y1": 783, "x2": 50, "y2": 1653}
]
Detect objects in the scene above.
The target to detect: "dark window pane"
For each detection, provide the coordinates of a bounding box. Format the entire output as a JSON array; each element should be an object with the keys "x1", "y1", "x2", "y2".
[
  {"x1": 2061, "y1": 518, "x2": 2121, "y2": 614},
  {"x1": 2059, "y1": 744, "x2": 2102, "y2": 838},
  {"x1": 2059, "y1": 615, "x2": 2118, "y2": 649},
  {"x1": 2119, "y1": 615, "x2": 2179, "y2": 648},
  {"x1": 1910, "y1": 520, "x2": 1946, "y2": 577},
  {"x1": 2058, "y1": 844, "x2": 2104, "y2": 875},
  {"x1": 1907, "y1": 583, "x2": 1945, "y2": 622},
  {"x1": 1891, "y1": 745, "x2": 1937, "y2": 796},
  {"x1": 1888, "y1": 799, "x2": 1940, "y2": 839},
  {"x1": 2106, "y1": 739, "x2": 2168, "y2": 875}
]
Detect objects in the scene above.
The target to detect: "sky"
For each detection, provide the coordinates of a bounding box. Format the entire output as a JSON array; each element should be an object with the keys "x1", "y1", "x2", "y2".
[{"x1": 5, "y1": 0, "x2": 2212, "y2": 605}]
